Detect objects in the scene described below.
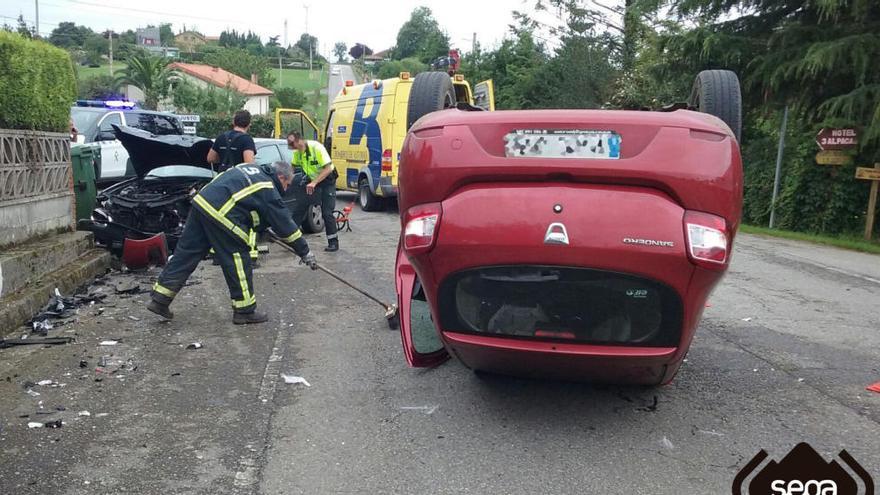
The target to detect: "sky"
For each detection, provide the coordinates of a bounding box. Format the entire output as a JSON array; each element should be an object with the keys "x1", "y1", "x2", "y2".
[{"x1": 0, "y1": 0, "x2": 553, "y2": 57}]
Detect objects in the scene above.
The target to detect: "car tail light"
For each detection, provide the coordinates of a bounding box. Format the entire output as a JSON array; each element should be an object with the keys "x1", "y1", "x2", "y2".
[
  {"x1": 404, "y1": 203, "x2": 442, "y2": 254},
  {"x1": 684, "y1": 210, "x2": 729, "y2": 269},
  {"x1": 345, "y1": 80, "x2": 354, "y2": 87},
  {"x1": 381, "y1": 149, "x2": 393, "y2": 172}
]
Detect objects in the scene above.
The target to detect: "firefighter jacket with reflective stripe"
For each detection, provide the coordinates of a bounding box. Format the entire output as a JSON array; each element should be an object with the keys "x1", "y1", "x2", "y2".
[{"x1": 192, "y1": 164, "x2": 304, "y2": 247}]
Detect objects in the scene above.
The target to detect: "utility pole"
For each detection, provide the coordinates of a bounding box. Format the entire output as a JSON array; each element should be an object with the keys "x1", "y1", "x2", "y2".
[
  {"x1": 769, "y1": 105, "x2": 789, "y2": 229},
  {"x1": 108, "y1": 29, "x2": 114, "y2": 76},
  {"x1": 34, "y1": 0, "x2": 39, "y2": 38},
  {"x1": 284, "y1": 19, "x2": 288, "y2": 47},
  {"x1": 472, "y1": 32, "x2": 476, "y2": 54}
]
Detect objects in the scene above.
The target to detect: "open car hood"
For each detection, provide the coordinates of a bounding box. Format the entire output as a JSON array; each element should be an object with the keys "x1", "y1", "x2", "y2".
[{"x1": 113, "y1": 125, "x2": 214, "y2": 177}]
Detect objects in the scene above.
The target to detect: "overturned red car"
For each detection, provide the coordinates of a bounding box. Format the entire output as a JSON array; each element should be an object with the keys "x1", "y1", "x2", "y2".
[{"x1": 395, "y1": 70, "x2": 743, "y2": 385}]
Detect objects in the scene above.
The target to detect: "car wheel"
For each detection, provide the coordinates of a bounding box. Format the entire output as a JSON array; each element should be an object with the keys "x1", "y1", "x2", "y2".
[
  {"x1": 358, "y1": 177, "x2": 384, "y2": 212},
  {"x1": 304, "y1": 204, "x2": 323, "y2": 233},
  {"x1": 689, "y1": 70, "x2": 742, "y2": 142},
  {"x1": 407, "y1": 71, "x2": 457, "y2": 130}
]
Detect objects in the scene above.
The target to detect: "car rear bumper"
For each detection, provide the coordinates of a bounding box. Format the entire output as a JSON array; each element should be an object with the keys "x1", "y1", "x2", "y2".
[{"x1": 444, "y1": 331, "x2": 679, "y2": 385}]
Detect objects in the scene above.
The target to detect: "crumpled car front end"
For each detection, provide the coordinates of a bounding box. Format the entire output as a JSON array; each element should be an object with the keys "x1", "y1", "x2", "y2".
[{"x1": 78, "y1": 126, "x2": 215, "y2": 253}]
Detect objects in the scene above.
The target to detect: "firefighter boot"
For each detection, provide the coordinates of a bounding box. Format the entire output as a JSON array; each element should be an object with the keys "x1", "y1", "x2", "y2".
[
  {"x1": 325, "y1": 237, "x2": 339, "y2": 252},
  {"x1": 147, "y1": 299, "x2": 174, "y2": 320},
  {"x1": 233, "y1": 310, "x2": 269, "y2": 325}
]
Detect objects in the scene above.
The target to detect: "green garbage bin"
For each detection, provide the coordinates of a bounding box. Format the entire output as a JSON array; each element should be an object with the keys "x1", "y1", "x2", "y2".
[{"x1": 70, "y1": 144, "x2": 100, "y2": 221}]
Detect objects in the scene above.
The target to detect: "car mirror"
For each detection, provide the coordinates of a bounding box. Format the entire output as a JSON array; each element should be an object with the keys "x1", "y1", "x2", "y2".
[{"x1": 96, "y1": 130, "x2": 116, "y2": 141}]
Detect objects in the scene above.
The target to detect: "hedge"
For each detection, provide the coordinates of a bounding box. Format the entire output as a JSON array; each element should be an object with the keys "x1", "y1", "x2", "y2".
[{"x1": 0, "y1": 32, "x2": 77, "y2": 132}]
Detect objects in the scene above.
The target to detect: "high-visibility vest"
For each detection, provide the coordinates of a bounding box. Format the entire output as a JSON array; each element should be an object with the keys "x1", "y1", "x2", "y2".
[{"x1": 291, "y1": 141, "x2": 331, "y2": 179}]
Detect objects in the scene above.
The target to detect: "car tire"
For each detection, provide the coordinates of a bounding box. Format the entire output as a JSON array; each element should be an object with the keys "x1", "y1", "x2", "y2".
[
  {"x1": 359, "y1": 177, "x2": 384, "y2": 212},
  {"x1": 304, "y1": 204, "x2": 323, "y2": 233},
  {"x1": 407, "y1": 71, "x2": 457, "y2": 130},
  {"x1": 689, "y1": 70, "x2": 742, "y2": 142}
]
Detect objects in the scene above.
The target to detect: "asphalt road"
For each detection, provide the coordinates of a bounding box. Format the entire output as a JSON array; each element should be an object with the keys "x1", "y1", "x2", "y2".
[
  {"x1": 1, "y1": 203, "x2": 878, "y2": 494},
  {"x1": 327, "y1": 64, "x2": 356, "y2": 108}
]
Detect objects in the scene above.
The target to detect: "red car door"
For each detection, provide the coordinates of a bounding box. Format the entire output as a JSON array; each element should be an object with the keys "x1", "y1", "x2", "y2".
[{"x1": 395, "y1": 242, "x2": 449, "y2": 367}]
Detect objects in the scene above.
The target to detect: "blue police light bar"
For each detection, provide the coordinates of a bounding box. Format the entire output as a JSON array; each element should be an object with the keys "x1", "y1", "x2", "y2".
[{"x1": 75, "y1": 99, "x2": 137, "y2": 109}]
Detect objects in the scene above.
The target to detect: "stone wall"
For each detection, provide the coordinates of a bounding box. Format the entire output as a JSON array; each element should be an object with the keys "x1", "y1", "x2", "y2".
[{"x1": 0, "y1": 129, "x2": 74, "y2": 247}]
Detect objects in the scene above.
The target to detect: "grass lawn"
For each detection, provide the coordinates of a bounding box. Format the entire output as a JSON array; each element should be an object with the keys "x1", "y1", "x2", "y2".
[
  {"x1": 76, "y1": 64, "x2": 122, "y2": 79},
  {"x1": 740, "y1": 224, "x2": 880, "y2": 255},
  {"x1": 271, "y1": 67, "x2": 328, "y2": 93}
]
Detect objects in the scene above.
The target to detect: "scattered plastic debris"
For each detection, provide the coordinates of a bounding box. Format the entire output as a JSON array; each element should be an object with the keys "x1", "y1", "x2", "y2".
[
  {"x1": 28, "y1": 422, "x2": 44, "y2": 429},
  {"x1": 400, "y1": 405, "x2": 438, "y2": 414},
  {"x1": 37, "y1": 379, "x2": 55, "y2": 386},
  {"x1": 741, "y1": 317, "x2": 753, "y2": 322},
  {"x1": 660, "y1": 436, "x2": 675, "y2": 450},
  {"x1": 27, "y1": 288, "x2": 107, "y2": 333},
  {"x1": 99, "y1": 340, "x2": 119, "y2": 346},
  {"x1": 32, "y1": 320, "x2": 54, "y2": 335},
  {"x1": 281, "y1": 374, "x2": 311, "y2": 387},
  {"x1": 78, "y1": 411, "x2": 91, "y2": 417},
  {"x1": 128, "y1": 315, "x2": 141, "y2": 322},
  {"x1": 867, "y1": 382, "x2": 880, "y2": 394},
  {"x1": 186, "y1": 343, "x2": 203, "y2": 350},
  {"x1": 95, "y1": 413, "x2": 109, "y2": 418},
  {"x1": 79, "y1": 360, "x2": 88, "y2": 368},
  {"x1": 44, "y1": 419, "x2": 62, "y2": 428},
  {"x1": 25, "y1": 389, "x2": 41, "y2": 397}
]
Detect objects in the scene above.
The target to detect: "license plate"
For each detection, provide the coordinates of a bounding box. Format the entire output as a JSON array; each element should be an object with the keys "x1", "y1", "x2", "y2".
[{"x1": 504, "y1": 129, "x2": 622, "y2": 159}]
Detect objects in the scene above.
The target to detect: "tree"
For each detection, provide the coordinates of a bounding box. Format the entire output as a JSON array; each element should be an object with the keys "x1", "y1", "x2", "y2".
[
  {"x1": 159, "y1": 23, "x2": 174, "y2": 46},
  {"x1": 204, "y1": 47, "x2": 276, "y2": 88},
  {"x1": 295, "y1": 33, "x2": 318, "y2": 55},
  {"x1": 15, "y1": 15, "x2": 33, "y2": 39},
  {"x1": 78, "y1": 75, "x2": 119, "y2": 100},
  {"x1": 333, "y1": 42, "x2": 347, "y2": 62},
  {"x1": 114, "y1": 52, "x2": 178, "y2": 110},
  {"x1": 377, "y1": 57, "x2": 427, "y2": 79},
  {"x1": 82, "y1": 33, "x2": 109, "y2": 66},
  {"x1": 272, "y1": 87, "x2": 306, "y2": 110},
  {"x1": 392, "y1": 7, "x2": 450, "y2": 63},
  {"x1": 172, "y1": 79, "x2": 246, "y2": 115},
  {"x1": 49, "y1": 22, "x2": 93, "y2": 48},
  {"x1": 349, "y1": 43, "x2": 373, "y2": 60},
  {"x1": 219, "y1": 29, "x2": 264, "y2": 55}
]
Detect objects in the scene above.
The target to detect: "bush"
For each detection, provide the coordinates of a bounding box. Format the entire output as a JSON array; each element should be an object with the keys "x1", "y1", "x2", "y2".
[
  {"x1": 197, "y1": 114, "x2": 275, "y2": 139},
  {"x1": 376, "y1": 57, "x2": 427, "y2": 80},
  {"x1": 78, "y1": 75, "x2": 119, "y2": 100},
  {"x1": 741, "y1": 111, "x2": 872, "y2": 236},
  {"x1": 0, "y1": 31, "x2": 77, "y2": 132},
  {"x1": 272, "y1": 87, "x2": 306, "y2": 110}
]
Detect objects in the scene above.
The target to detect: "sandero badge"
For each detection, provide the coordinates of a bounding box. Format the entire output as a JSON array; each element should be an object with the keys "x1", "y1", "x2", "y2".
[{"x1": 733, "y1": 443, "x2": 874, "y2": 495}]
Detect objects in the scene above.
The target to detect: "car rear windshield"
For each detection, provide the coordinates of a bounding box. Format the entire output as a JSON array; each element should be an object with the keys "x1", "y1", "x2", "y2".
[
  {"x1": 439, "y1": 266, "x2": 682, "y2": 347},
  {"x1": 128, "y1": 112, "x2": 184, "y2": 135}
]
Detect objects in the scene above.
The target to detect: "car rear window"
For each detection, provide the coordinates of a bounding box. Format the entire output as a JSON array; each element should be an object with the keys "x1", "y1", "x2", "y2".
[
  {"x1": 128, "y1": 112, "x2": 184, "y2": 135},
  {"x1": 439, "y1": 266, "x2": 682, "y2": 347}
]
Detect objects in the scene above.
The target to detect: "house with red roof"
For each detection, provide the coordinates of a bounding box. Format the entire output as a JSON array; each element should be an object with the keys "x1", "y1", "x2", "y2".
[{"x1": 170, "y1": 63, "x2": 274, "y2": 115}]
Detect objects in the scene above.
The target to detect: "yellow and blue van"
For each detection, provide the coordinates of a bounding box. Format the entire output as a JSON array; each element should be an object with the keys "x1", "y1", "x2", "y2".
[{"x1": 275, "y1": 72, "x2": 494, "y2": 211}]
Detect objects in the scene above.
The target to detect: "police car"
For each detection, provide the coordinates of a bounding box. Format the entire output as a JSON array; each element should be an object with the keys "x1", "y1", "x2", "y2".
[{"x1": 71, "y1": 100, "x2": 187, "y2": 184}]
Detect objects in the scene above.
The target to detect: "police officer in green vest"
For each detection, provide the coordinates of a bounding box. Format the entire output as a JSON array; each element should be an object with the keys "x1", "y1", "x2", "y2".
[{"x1": 287, "y1": 131, "x2": 339, "y2": 252}]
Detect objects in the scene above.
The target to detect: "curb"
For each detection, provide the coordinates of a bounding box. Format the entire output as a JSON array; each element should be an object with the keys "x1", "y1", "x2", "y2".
[{"x1": 0, "y1": 249, "x2": 111, "y2": 337}]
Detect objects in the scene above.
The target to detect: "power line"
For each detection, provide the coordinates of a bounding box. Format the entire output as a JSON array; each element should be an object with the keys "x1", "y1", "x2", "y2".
[{"x1": 42, "y1": 0, "x2": 278, "y2": 30}]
